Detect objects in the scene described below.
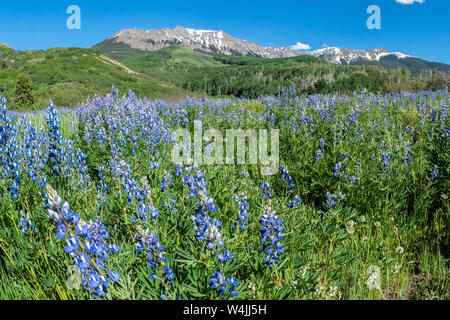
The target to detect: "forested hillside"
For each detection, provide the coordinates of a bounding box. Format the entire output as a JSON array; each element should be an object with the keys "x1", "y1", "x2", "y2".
[
  {"x1": 1, "y1": 45, "x2": 448, "y2": 110},
  {"x1": 121, "y1": 46, "x2": 434, "y2": 98},
  {"x1": 0, "y1": 46, "x2": 187, "y2": 110}
]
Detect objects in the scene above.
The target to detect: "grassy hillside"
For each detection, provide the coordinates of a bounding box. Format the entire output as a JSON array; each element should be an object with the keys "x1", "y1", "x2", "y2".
[
  {"x1": 92, "y1": 38, "x2": 147, "y2": 61},
  {"x1": 120, "y1": 45, "x2": 224, "y2": 84},
  {"x1": 0, "y1": 46, "x2": 191, "y2": 110},
  {"x1": 124, "y1": 46, "x2": 224, "y2": 67}
]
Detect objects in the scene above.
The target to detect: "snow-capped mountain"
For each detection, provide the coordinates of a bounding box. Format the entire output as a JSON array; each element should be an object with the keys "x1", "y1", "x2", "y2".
[
  {"x1": 95, "y1": 26, "x2": 418, "y2": 62},
  {"x1": 93, "y1": 26, "x2": 450, "y2": 73},
  {"x1": 95, "y1": 26, "x2": 301, "y2": 58},
  {"x1": 298, "y1": 47, "x2": 415, "y2": 65}
]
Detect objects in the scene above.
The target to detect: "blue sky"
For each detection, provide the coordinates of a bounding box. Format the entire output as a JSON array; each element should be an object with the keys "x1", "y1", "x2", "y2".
[{"x1": 0, "y1": 0, "x2": 449, "y2": 63}]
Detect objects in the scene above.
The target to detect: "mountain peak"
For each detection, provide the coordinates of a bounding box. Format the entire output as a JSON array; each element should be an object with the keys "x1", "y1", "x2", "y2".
[
  {"x1": 94, "y1": 26, "x2": 441, "y2": 73},
  {"x1": 369, "y1": 48, "x2": 389, "y2": 53},
  {"x1": 102, "y1": 26, "x2": 300, "y2": 58},
  {"x1": 299, "y1": 46, "x2": 415, "y2": 64}
]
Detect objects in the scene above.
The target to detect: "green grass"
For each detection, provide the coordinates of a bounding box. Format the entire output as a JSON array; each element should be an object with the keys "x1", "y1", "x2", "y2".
[
  {"x1": 120, "y1": 45, "x2": 224, "y2": 85},
  {"x1": 92, "y1": 38, "x2": 147, "y2": 61}
]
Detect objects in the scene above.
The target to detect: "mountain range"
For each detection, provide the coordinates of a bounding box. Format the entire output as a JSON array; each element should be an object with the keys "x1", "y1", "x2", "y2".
[
  {"x1": 1, "y1": 26, "x2": 448, "y2": 111},
  {"x1": 94, "y1": 26, "x2": 300, "y2": 59},
  {"x1": 93, "y1": 26, "x2": 450, "y2": 73}
]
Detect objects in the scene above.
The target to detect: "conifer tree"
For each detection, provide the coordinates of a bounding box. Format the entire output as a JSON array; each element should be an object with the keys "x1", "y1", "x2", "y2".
[{"x1": 15, "y1": 73, "x2": 34, "y2": 107}]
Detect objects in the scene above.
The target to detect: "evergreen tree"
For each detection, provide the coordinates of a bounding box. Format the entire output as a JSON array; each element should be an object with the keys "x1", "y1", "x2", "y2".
[{"x1": 15, "y1": 73, "x2": 34, "y2": 107}]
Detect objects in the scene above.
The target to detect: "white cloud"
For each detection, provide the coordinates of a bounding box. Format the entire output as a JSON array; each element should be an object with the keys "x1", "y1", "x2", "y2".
[
  {"x1": 321, "y1": 44, "x2": 329, "y2": 48},
  {"x1": 291, "y1": 42, "x2": 311, "y2": 51},
  {"x1": 395, "y1": 0, "x2": 425, "y2": 4}
]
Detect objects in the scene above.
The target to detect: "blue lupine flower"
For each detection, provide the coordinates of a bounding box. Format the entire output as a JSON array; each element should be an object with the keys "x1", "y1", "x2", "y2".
[
  {"x1": 135, "y1": 229, "x2": 175, "y2": 283},
  {"x1": 441, "y1": 104, "x2": 448, "y2": 120},
  {"x1": 0, "y1": 97, "x2": 21, "y2": 199},
  {"x1": 325, "y1": 192, "x2": 343, "y2": 208},
  {"x1": 314, "y1": 148, "x2": 323, "y2": 163},
  {"x1": 160, "y1": 173, "x2": 173, "y2": 192},
  {"x1": 381, "y1": 153, "x2": 391, "y2": 172},
  {"x1": 204, "y1": 218, "x2": 225, "y2": 251},
  {"x1": 183, "y1": 166, "x2": 218, "y2": 211},
  {"x1": 182, "y1": 165, "x2": 238, "y2": 296},
  {"x1": 216, "y1": 249, "x2": 235, "y2": 265},
  {"x1": 45, "y1": 185, "x2": 120, "y2": 297},
  {"x1": 333, "y1": 161, "x2": 344, "y2": 178},
  {"x1": 65, "y1": 236, "x2": 80, "y2": 254},
  {"x1": 109, "y1": 270, "x2": 120, "y2": 282},
  {"x1": 163, "y1": 197, "x2": 177, "y2": 214},
  {"x1": 259, "y1": 183, "x2": 272, "y2": 199},
  {"x1": 430, "y1": 169, "x2": 439, "y2": 179},
  {"x1": 97, "y1": 166, "x2": 109, "y2": 208},
  {"x1": 149, "y1": 162, "x2": 160, "y2": 170},
  {"x1": 164, "y1": 265, "x2": 175, "y2": 281},
  {"x1": 259, "y1": 207, "x2": 285, "y2": 269},
  {"x1": 325, "y1": 192, "x2": 337, "y2": 208},
  {"x1": 287, "y1": 195, "x2": 302, "y2": 209},
  {"x1": 23, "y1": 121, "x2": 46, "y2": 186},
  {"x1": 18, "y1": 211, "x2": 38, "y2": 234},
  {"x1": 280, "y1": 165, "x2": 295, "y2": 193},
  {"x1": 233, "y1": 193, "x2": 250, "y2": 230},
  {"x1": 110, "y1": 158, "x2": 141, "y2": 205},
  {"x1": 210, "y1": 271, "x2": 239, "y2": 297},
  {"x1": 174, "y1": 164, "x2": 184, "y2": 177},
  {"x1": 45, "y1": 102, "x2": 64, "y2": 176}
]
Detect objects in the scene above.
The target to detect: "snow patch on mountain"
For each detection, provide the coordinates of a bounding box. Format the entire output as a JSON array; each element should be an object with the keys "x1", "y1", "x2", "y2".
[
  {"x1": 106, "y1": 26, "x2": 300, "y2": 58},
  {"x1": 102, "y1": 26, "x2": 416, "y2": 63},
  {"x1": 299, "y1": 47, "x2": 416, "y2": 64}
]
